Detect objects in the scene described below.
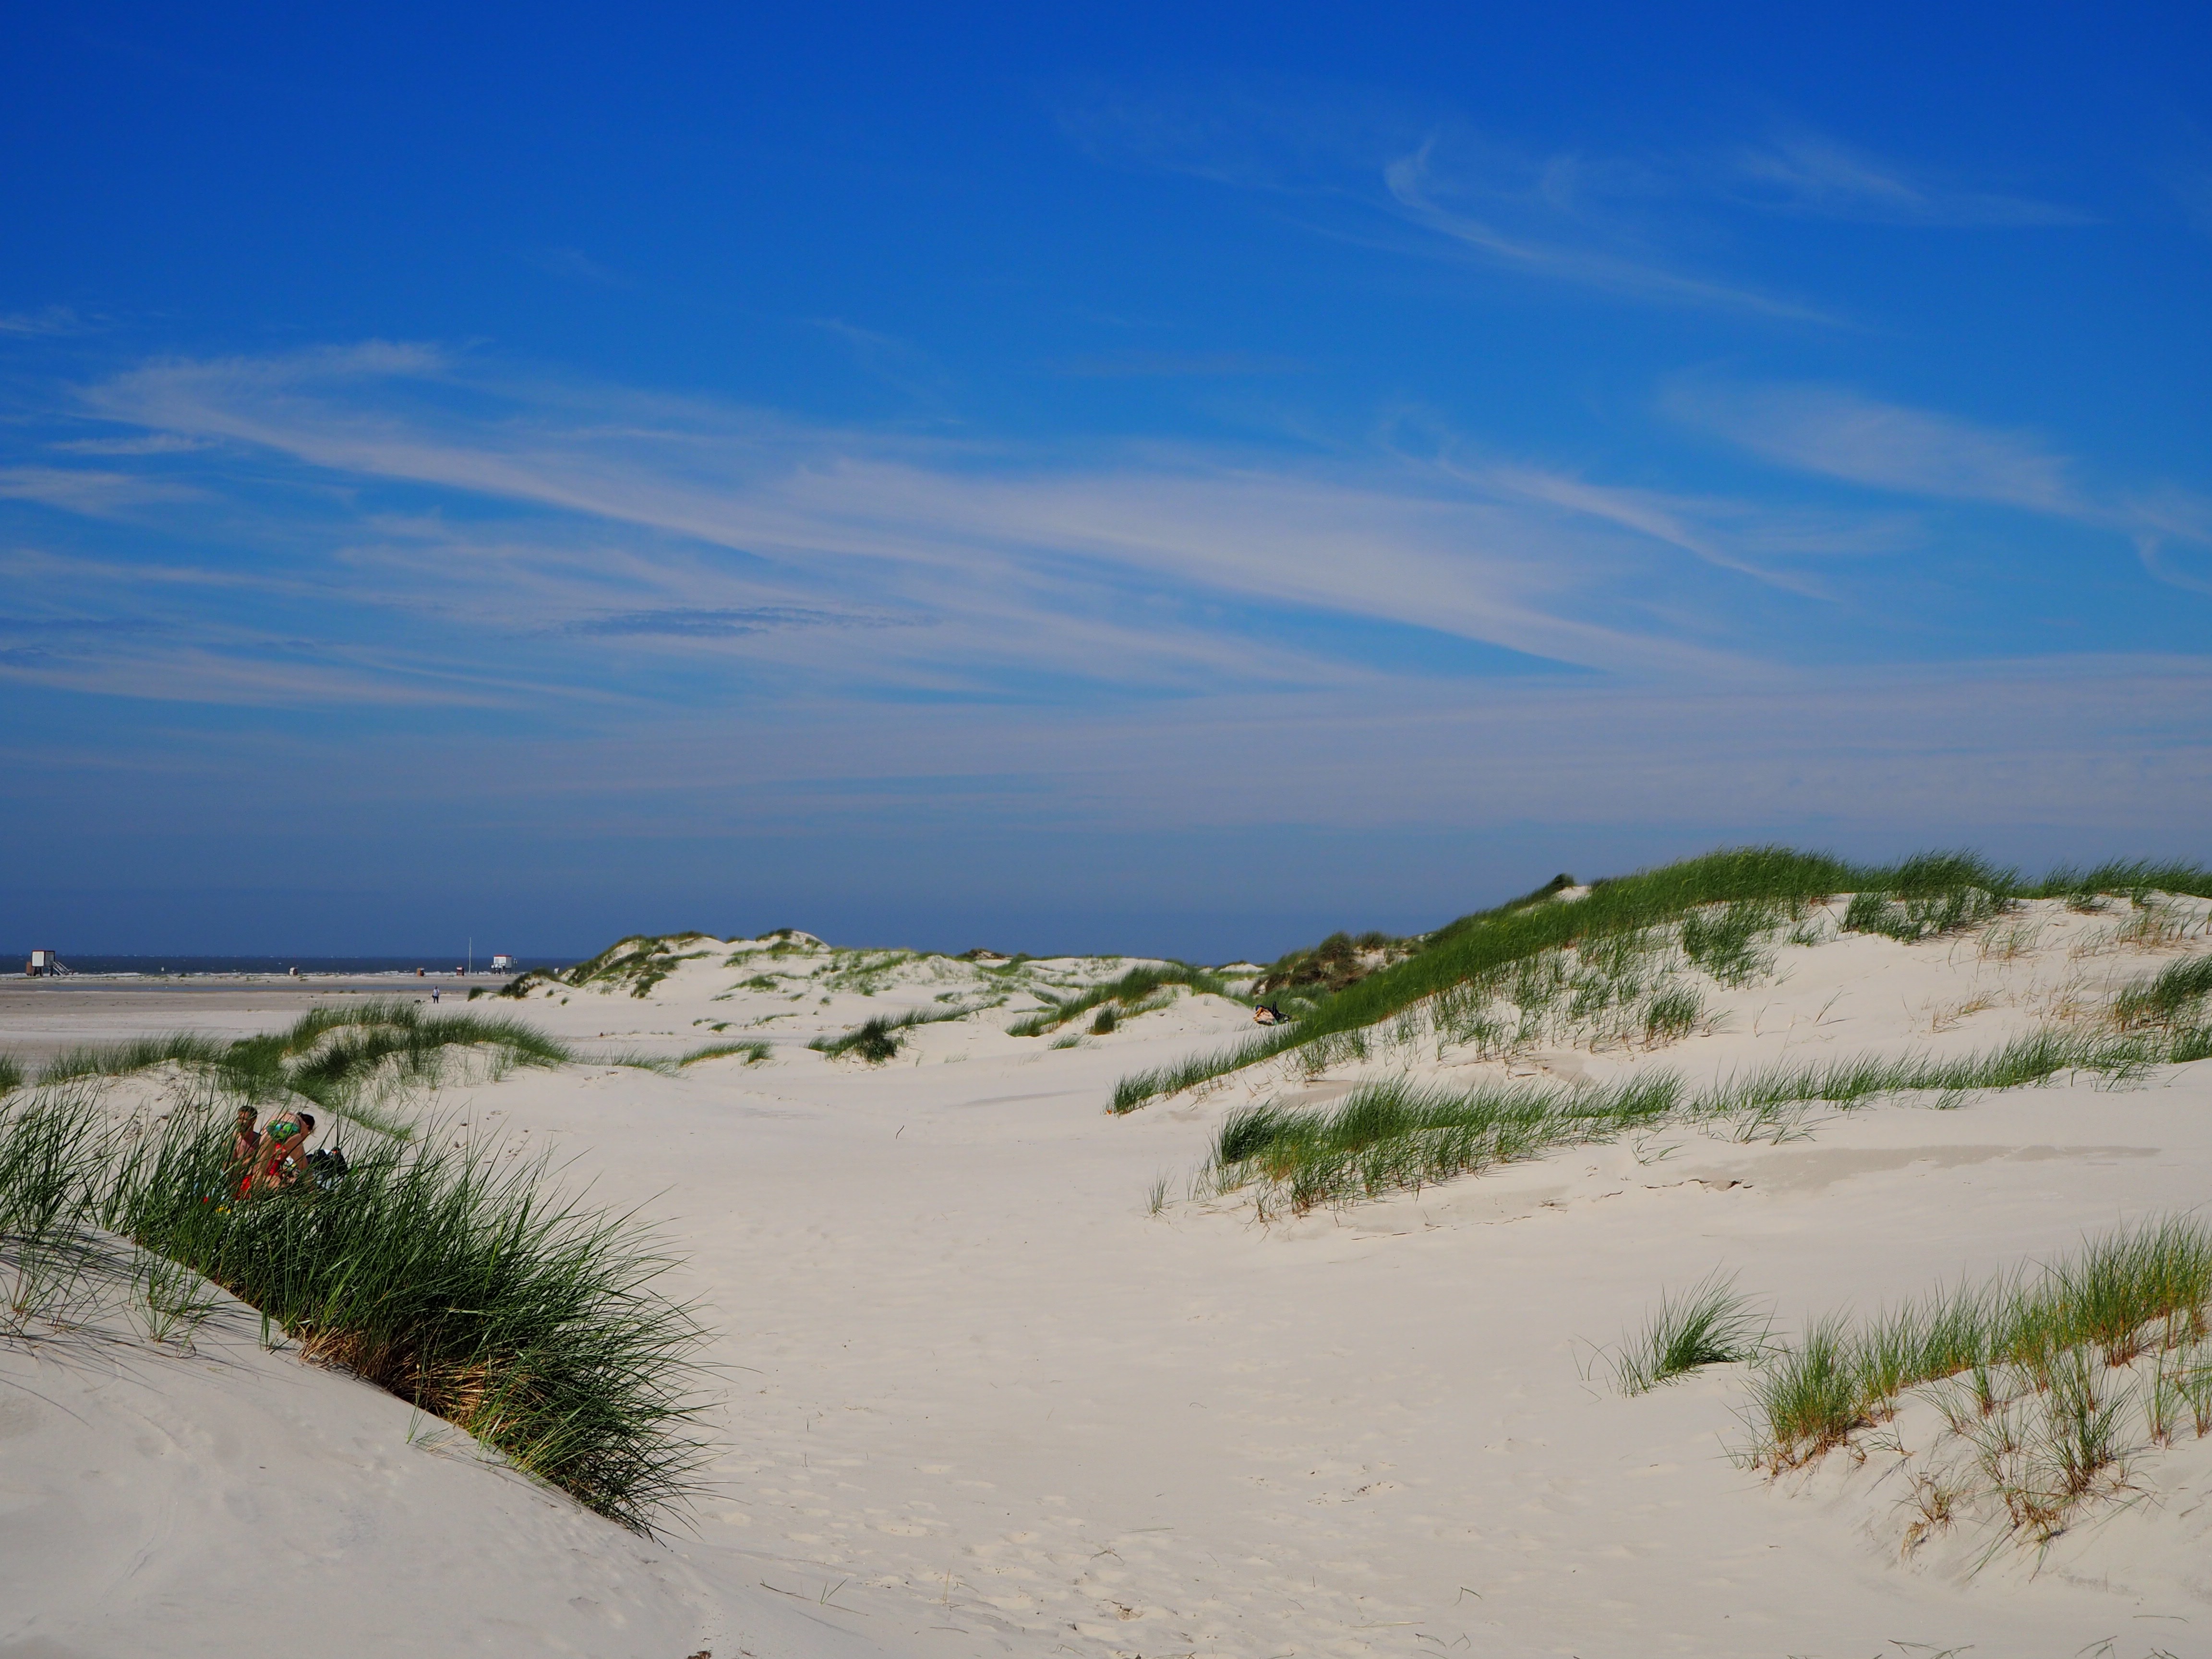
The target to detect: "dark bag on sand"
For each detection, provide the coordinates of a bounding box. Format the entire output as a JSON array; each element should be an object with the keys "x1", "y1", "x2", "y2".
[{"x1": 306, "y1": 1147, "x2": 349, "y2": 1183}]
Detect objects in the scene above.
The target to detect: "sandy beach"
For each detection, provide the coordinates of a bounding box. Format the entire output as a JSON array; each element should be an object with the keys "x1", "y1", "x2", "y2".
[
  {"x1": 0, "y1": 976, "x2": 477, "y2": 1070},
  {"x1": 8, "y1": 896, "x2": 2212, "y2": 1657}
]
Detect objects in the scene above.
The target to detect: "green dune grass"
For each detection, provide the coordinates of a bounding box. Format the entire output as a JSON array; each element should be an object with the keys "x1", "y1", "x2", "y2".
[
  {"x1": 8, "y1": 1001, "x2": 573, "y2": 1131},
  {"x1": 1202, "y1": 1029, "x2": 2210, "y2": 1216},
  {"x1": 678, "y1": 1040, "x2": 772, "y2": 1066},
  {"x1": 1612, "y1": 1272, "x2": 1770, "y2": 1394},
  {"x1": 809, "y1": 1002, "x2": 980, "y2": 1063},
  {"x1": 1738, "y1": 1218, "x2": 2212, "y2": 1547},
  {"x1": 1112, "y1": 846, "x2": 2212, "y2": 1112},
  {"x1": 1008, "y1": 963, "x2": 1241, "y2": 1038},
  {"x1": 0, "y1": 1080, "x2": 709, "y2": 1531}
]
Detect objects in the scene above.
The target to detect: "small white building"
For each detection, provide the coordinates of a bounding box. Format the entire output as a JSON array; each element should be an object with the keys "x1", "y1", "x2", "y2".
[
  {"x1": 490, "y1": 953, "x2": 516, "y2": 974},
  {"x1": 26, "y1": 948, "x2": 58, "y2": 977}
]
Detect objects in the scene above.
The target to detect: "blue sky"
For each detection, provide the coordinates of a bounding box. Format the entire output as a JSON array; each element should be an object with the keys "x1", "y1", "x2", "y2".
[{"x1": 4, "y1": 3, "x2": 2211, "y2": 958}]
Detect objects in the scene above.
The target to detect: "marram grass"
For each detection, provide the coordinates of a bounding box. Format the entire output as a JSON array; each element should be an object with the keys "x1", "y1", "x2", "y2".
[
  {"x1": 0, "y1": 1080, "x2": 709, "y2": 1532},
  {"x1": 810, "y1": 1002, "x2": 974, "y2": 1062},
  {"x1": 1749, "y1": 1216, "x2": 2212, "y2": 1472},
  {"x1": 37, "y1": 1032, "x2": 230, "y2": 1085},
  {"x1": 21, "y1": 1000, "x2": 571, "y2": 1124},
  {"x1": 2113, "y1": 954, "x2": 2212, "y2": 1032},
  {"x1": 1007, "y1": 964, "x2": 1240, "y2": 1038},
  {"x1": 1604, "y1": 1219, "x2": 2212, "y2": 1551},
  {"x1": 1109, "y1": 845, "x2": 2212, "y2": 1111},
  {"x1": 679, "y1": 1040, "x2": 772, "y2": 1066},
  {"x1": 1203, "y1": 1028, "x2": 2207, "y2": 1215},
  {"x1": 1613, "y1": 1272, "x2": 1769, "y2": 1394}
]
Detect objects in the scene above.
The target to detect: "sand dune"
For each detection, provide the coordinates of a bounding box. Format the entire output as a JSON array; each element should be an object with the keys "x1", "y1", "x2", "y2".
[{"x1": 9, "y1": 896, "x2": 2212, "y2": 1656}]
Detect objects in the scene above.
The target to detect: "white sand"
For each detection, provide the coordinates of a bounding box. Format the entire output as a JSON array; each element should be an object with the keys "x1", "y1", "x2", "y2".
[{"x1": 9, "y1": 901, "x2": 2212, "y2": 1657}]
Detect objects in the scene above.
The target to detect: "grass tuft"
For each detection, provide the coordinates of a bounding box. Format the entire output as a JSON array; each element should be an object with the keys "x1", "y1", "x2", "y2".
[
  {"x1": 678, "y1": 1041, "x2": 772, "y2": 1067},
  {"x1": 2027, "y1": 860, "x2": 2212, "y2": 902},
  {"x1": 1208, "y1": 1073, "x2": 1684, "y2": 1210},
  {"x1": 1111, "y1": 1030, "x2": 1289, "y2": 1113},
  {"x1": 2113, "y1": 955, "x2": 2212, "y2": 1032},
  {"x1": 1841, "y1": 887, "x2": 2008, "y2": 943},
  {"x1": 557, "y1": 936, "x2": 716, "y2": 998},
  {"x1": 1007, "y1": 964, "x2": 1239, "y2": 1038},
  {"x1": 1613, "y1": 1271, "x2": 1768, "y2": 1394},
  {"x1": 592, "y1": 1049, "x2": 681, "y2": 1074},
  {"x1": 274, "y1": 1002, "x2": 571, "y2": 1109},
  {"x1": 1642, "y1": 985, "x2": 1705, "y2": 1044},
  {"x1": 810, "y1": 1003, "x2": 974, "y2": 1063},
  {"x1": 1749, "y1": 1315, "x2": 1867, "y2": 1462},
  {"x1": 1680, "y1": 899, "x2": 1795, "y2": 986}
]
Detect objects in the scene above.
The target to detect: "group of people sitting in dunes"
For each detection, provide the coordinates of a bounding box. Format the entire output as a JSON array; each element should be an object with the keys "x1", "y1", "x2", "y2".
[{"x1": 224, "y1": 1103, "x2": 323, "y2": 1198}]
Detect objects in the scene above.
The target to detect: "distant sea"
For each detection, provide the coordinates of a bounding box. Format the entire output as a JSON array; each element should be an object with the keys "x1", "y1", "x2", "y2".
[{"x1": 13, "y1": 955, "x2": 581, "y2": 977}]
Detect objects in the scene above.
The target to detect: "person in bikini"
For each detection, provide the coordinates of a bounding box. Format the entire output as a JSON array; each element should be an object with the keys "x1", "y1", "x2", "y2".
[{"x1": 251, "y1": 1112, "x2": 316, "y2": 1193}]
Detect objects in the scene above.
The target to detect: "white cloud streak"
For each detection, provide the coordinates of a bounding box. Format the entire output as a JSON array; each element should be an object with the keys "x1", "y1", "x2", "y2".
[
  {"x1": 1382, "y1": 140, "x2": 1838, "y2": 323},
  {"x1": 75, "y1": 345, "x2": 1807, "y2": 686},
  {"x1": 0, "y1": 305, "x2": 91, "y2": 337},
  {"x1": 3, "y1": 344, "x2": 2202, "y2": 843},
  {"x1": 1728, "y1": 135, "x2": 2092, "y2": 227},
  {"x1": 1668, "y1": 381, "x2": 2087, "y2": 513},
  {"x1": 0, "y1": 466, "x2": 204, "y2": 514},
  {"x1": 1669, "y1": 380, "x2": 2212, "y2": 605},
  {"x1": 1063, "y1": 85, "x2": 2083, "y2": 324}
]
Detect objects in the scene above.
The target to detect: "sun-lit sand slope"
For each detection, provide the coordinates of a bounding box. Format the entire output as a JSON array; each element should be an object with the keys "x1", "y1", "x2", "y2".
[
  {"x1": 0, "y1": 1256, "x2": 913, "y2": 1659},
  {"x1": 11, "y1": 898, "x2": 2212, "y2": 1658}
]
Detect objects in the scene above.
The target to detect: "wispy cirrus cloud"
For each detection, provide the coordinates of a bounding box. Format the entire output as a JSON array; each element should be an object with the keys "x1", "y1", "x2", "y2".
[
  {"x1": 1381, "y1": 139, "x2": 1837, "y2": 322},
  {"x1": 1, "y1": 341, "x2": 2205, "y2": 847},
  {"x1": 0, "y1": 591, "x2": 568, "y2": 709},
  {"x1": 0, "y1": 305, "x2": 94, "y2": 337},
  {"x1": 1470, "y1": 464, "x2": 1856, "y2": 599},
  {"x1": 563, "y1": 605, "x2": 923, "y2": 639},
  {"x1": 1668, "y1": 378, "x2": 2212, "y2": 601},
  {"x1": 1065, "y1": 83, "x2": 1833, "y2": 320},
  {"x1": 1062, "y1": 84, "x2": 2088, "y2": 325},
  {"x1": 72, "y1": 342, "x2": 1797, "y2": 688},
  {"x1": 1726, "y1": 134, "x2": 2092, "y2": 226},
  {"x1": 1666, "y1": 380, "x2": 2086, "y2": 513},
  {"x1": 48, "y1": 433, "x2": 212, "y2": 456},
  {"x1": 53, "y1": 342, "x2": 2201, "y2": 712},
  {"x1": 2127, "y1": 487, "x2": 2212, "y2": 596},
  {"x1": 0, "y1": 465, "x2": 204, "y2": 515}
]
